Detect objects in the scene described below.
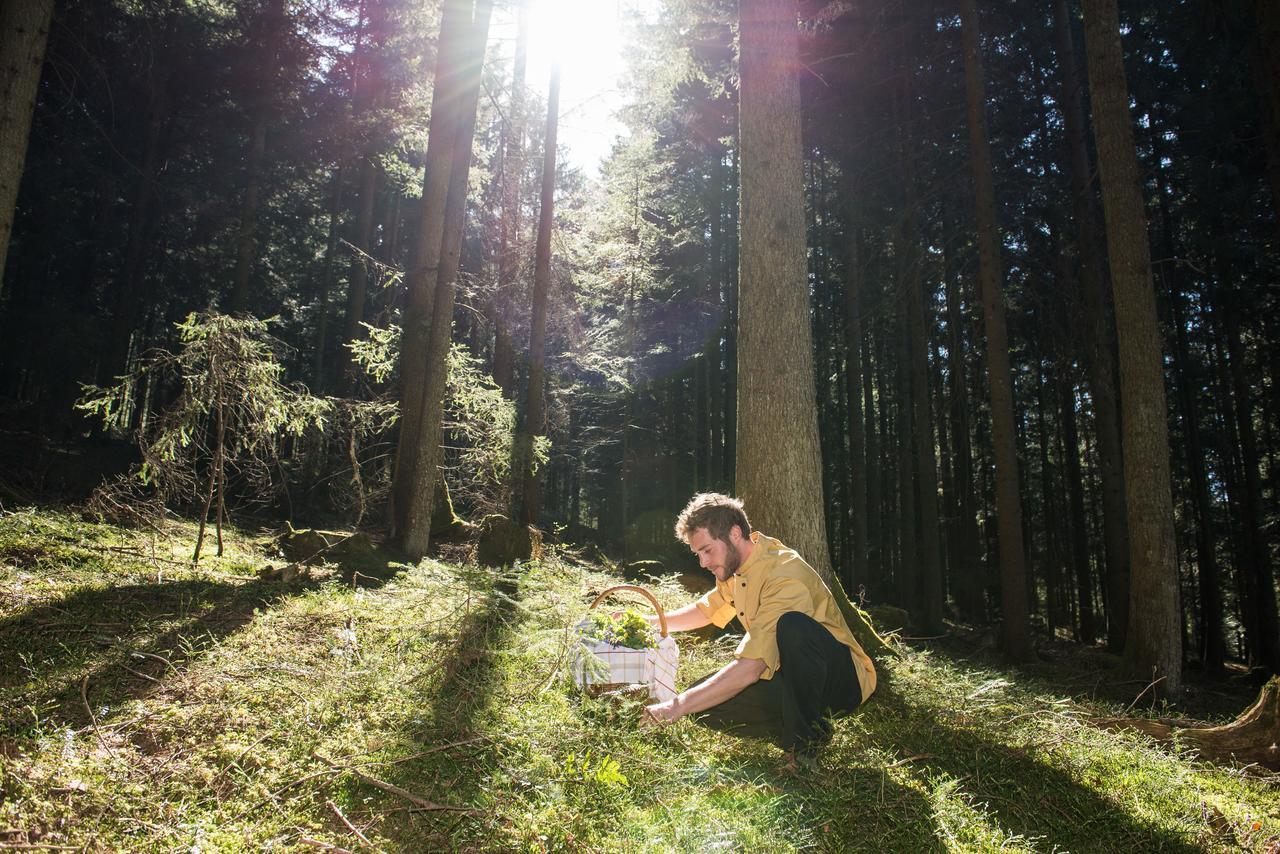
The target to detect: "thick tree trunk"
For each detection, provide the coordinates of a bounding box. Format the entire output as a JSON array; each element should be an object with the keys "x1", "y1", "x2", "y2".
[
  {"x1": 1082, "y1": 0, "x2": 1182, "y2": 694},
  {"x1": 737, "y1": 0, "x2": 888, "y2": 656},
  {"x1": 1052, "y1": 0, "x2": 1130, "y2": 650},
  {"x1": 391, "y1": 0, "x2": 478, "y2": 538},
  {"x1": 958, "y1": 0, "x2": 1033, "y2": 661},
  {"x1": 0, "y1": 0, "x2": 54, "y2": 298},
  {"x1": 737, "y1": 0, "x2": 832, "y2": 580},
  {"x1": 400, "y1": 0, "x2": 492, "y2": 558},
  {"x1": 517, "y1": 62, "x2": 560, "y2": 528}
]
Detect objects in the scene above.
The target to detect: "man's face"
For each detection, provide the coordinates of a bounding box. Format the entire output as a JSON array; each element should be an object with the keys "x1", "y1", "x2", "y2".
[{"x1": 688, "y1": 526, "x2": 744, "y2": 583}]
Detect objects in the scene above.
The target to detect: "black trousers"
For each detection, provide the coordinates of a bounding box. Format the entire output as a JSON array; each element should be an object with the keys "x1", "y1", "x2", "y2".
[{"x1": 691, "y1": 611, "x2": 863, "y2": 753}]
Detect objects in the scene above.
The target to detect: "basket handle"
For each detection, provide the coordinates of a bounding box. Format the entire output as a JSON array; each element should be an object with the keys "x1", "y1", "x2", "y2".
[{"x1": 589, "y1": 584, "x2": 669, "y2": 638}]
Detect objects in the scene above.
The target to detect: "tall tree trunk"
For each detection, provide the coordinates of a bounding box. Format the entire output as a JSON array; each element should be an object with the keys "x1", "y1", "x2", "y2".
[
  {"x1": 0, "y1": 0, "x2": 54, "y2": 299},
  {"x1": 1059, "y1": 374, "x2": 1096, "y2": 642},
  {"x1": 1082, "y1": 0, "x2": 1182, "y2": 694},
  {"x1": 399, "y1": 0, "x2": 492, "y2": 557},
  {"x1": 899, "y1": 114, "x2": 944, "y2": 635},
  {"x1": 1151, "y1": 132, "x2": 1225, "y2": 673},
  {"x1": 944, "y1": 208, "x2": 983, "y2": 622},
  {"x1": 518, "y1": 62, "x2": 560, "y2": 527},
  {"x1": 841, "y1": 184, "x2": 868, "y2": 591},
  {"x1": 391, "y1": 0, "x2": 479, "y2": 538},
  {"x1": 1221, "y1": 298, "x2": 1280, "y2": 674},
  {"x1": 736, "y1": 0, "x2": 886, "y2": 654},
  {"x1": 737, "y1": 0, "x2": 831, "y2": 576},
  {"x1": 492, "y1": 0, "x2": 528, "y2": 397},
  {"x1": 958, "y1": 0, "x2": 1033, "y2": 661},
  {"x1": 1052, "y1": 0, "x2": 1130, "y2": 650}
]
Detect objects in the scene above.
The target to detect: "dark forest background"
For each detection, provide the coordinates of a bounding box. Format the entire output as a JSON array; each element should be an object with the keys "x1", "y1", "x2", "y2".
[{"x1": 1, "y1": 0, "x2": 1277, "y2": 687}]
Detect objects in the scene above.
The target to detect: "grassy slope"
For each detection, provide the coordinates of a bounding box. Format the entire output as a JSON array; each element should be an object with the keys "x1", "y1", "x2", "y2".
[{"x1": 0, "y1": 509, "x2": 1276, "y2": 852}]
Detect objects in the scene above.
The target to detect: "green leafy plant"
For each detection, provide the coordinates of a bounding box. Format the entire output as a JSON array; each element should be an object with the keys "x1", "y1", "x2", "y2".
[{"x1": 586, "y1": 608, "x2": 657, "y2": 650}]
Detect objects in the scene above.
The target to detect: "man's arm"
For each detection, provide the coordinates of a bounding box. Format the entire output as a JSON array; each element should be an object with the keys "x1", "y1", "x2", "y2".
[
  {"x1": 646, "y1": 602, "x2": 712, "y2": 633},
  {"x1": 642, "y1": 656, "x2": 766, "y2": 723}
]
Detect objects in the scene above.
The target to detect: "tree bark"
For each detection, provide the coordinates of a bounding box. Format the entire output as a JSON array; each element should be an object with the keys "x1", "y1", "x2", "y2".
[
  {"x1": 841, "y1": 181, "x2": 868, "y2": 592},
  {"x1": 736, "y1": 0, "x2": 888, "y2": 656},
  {"x1": 1082, "y1": 0, "x2": 1182, "y2": 694},
  {"x1": 1052, "y1": 0, "x2": 1130, "y2": 650},
  {"x1": 518, "y1": 61, "x2": 560, "y2": 528},
  {"x1": 0, "y1": 0, "x2": 54, "y2": 299},
  {"x1": 958, "y1": 0, "x2": 1033, "y2": 661},
  {"x1": 400, "y1": 0, "x2": 493, "y2": 558},
  {"x1": 391, "y1": 0, "x2": 475, "y2": 537}
]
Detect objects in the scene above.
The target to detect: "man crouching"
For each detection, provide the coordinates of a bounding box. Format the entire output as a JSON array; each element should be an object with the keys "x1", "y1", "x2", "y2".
[{"x1": 641, "y1": 493, "x2": 876, "y2": 765}]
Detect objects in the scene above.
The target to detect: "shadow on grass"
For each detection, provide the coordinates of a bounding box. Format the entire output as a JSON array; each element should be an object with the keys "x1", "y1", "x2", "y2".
[
  {"x1": 835, "y1": 683, "x2": 1201, "y2": 853},
  {"x1": 332, "y1": 569, "x2": 526, "y2": 848},
  {"x1": 0, "y1": 575, "x2": 320, "y2": 736}
]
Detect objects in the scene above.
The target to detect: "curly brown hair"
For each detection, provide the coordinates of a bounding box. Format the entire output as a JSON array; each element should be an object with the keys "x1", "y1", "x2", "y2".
[{"x1": 674, "y1": 492, "x2": 752, "y2": 544}]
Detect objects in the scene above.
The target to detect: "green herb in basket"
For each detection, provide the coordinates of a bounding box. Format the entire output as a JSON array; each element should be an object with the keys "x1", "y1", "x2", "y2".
[{"x1": 587, "y1": 608, "x2": 657, "y2": 650}]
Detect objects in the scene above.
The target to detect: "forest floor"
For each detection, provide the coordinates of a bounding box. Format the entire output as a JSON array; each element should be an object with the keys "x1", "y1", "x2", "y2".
[{"x1": 1, "y1": 507, "x2": 1277, "y2": 853}]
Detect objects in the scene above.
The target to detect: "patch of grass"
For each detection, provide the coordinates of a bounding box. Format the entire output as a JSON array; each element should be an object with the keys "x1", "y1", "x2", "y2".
[{"x1": 1, "y1": 507, "x2": 1277, "y2": 851}]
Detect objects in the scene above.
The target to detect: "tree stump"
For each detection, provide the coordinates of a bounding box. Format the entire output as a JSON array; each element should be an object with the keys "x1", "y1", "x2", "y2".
[
  {"x1": 1098, "y1": 676, "x2": 1280, "y2": 771},
  {"x1": 475, "y1": 515, "x2": 543, "y2": 567}
]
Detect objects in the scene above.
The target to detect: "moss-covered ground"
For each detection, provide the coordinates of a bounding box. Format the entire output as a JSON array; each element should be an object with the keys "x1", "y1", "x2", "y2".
[{"x1": 1, "y1": 508, "x2": 1276, "y2": 852}]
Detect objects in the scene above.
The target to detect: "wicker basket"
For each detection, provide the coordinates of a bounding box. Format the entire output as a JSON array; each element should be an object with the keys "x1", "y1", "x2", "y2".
[{"x1": 572, "y1": 585, "x2": 679, "y2": 700}]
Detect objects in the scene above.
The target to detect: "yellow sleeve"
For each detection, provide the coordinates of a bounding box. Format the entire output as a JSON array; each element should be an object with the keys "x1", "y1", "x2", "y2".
[
  {"x1": 736, "y1": 577, "x2": 813, "y2": 679},
  {"x1": 695, "y1": 584, "x2": 737, "y2": 629}
]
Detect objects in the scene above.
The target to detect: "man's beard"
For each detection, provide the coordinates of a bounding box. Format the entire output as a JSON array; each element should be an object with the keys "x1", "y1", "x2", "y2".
[{"x1": 714, "y1": 540, "x2": 743, "y2": 580}]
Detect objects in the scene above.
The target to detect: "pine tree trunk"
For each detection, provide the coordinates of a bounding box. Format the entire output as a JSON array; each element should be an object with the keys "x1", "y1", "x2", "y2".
[
  {"x1": 518, "y1": 62, "x2": 560, "y2": 528},
  {"x1": 1082, "y1": 0, "x2": 1182, "y2": 694},
  {"x1": 0, "y1": 0, "x2": 54, "y2": 298},
  {"x1": 1052, "y1": 0, "x2": 1130, "y2": 650},
  {"x1": 737, "y1": 0, "x2": 887, "y2": 654},
  {"x1": 944, "y1": 207, "x2": 983, "y2": 622},
  {"x1": 841, "y1": 183, "x2": 868, "y2": 591},
  {"x1": 392, "y1": 0, "x2": 479, "y2": 538},
  {"x1": 958, "y1": 0, "x2": 1033, "y2": 661},
  {"x1": 400, "y1": 0, "x2": 492, "y2": 558},
  {"x1": 1222, "y1": 299, "x2": 1280, "y2": 674},
  {"x1": 1059, "y1": 373, "x2": 1096, "y2": 642}
]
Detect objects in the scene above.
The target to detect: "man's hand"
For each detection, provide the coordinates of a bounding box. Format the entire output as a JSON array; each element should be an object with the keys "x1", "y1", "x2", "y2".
[{"x1": 641, "y1": 697, "x2": 683, "y2": 726}]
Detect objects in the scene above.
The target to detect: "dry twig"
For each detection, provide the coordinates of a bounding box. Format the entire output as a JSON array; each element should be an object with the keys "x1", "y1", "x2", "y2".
[{"x1": 312, "y1": 752, "x2": 477, "y2": 814}]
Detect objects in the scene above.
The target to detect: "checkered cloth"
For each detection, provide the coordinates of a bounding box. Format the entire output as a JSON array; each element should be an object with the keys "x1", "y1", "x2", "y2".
[{"x1": 571, "y1": 627, "x2": 679, "y2": 702}]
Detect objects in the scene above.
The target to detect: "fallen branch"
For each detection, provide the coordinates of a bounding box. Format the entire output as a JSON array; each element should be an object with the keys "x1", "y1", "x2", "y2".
[
  {"x1": 1096, "y1": 676, "x2": 1280, "y2": 771},
  {"x1": 325, "y1": 800, "x2": 373, "y2": 849},
  {"x1": 885, "y1": 753, "x2": 935, "y2": 768},
  {"x1": 297, "y1": 838, "x2": 353, "y2": 853},
  {"x1": 80, "y1": 675, "x2": 119, "y2": 762},
  {"x1": 313, "y1": 752, "x2": 477, "y2": 814}
]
